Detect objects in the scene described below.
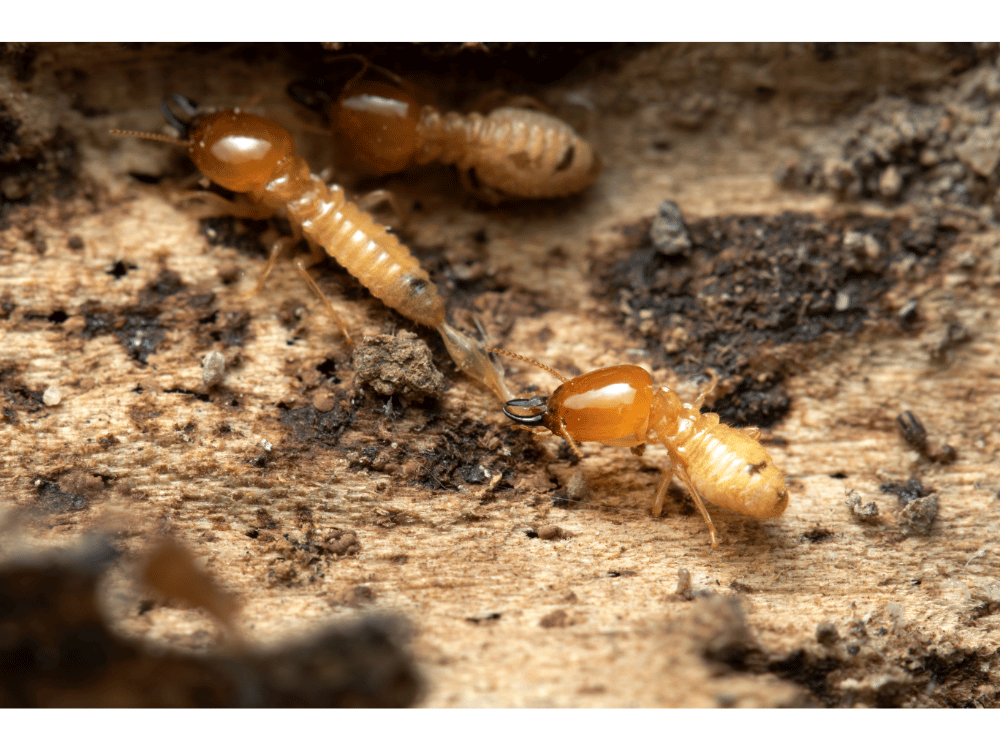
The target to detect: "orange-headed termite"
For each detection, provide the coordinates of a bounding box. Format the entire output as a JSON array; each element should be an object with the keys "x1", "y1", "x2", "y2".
[
  {"x1": 329, "y1": 61, "x2": 601, "y2": 203},
  {"x1": 111, "y1": 96, "x2": 513, "y2": 402},
  {"x1": 491, "y1": 349, "x2": 789, "y2": 548}
]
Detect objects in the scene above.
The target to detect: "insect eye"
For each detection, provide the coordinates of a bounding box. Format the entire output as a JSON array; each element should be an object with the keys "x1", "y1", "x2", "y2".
[{"x1": 503, "y1": 396, "x2": 548, "y2": 425}]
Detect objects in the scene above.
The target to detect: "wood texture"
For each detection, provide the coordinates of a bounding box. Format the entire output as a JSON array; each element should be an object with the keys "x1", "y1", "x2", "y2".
[{"x1": 1, "y1": 43, "x2": 998, "y2": 707}]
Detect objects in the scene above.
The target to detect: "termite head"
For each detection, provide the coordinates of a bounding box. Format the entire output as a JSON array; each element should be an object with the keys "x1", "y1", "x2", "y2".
[
  {"x1": 112, "y1": 94, "x2": 296, "y2": 193},
  {"x1": 186, "y1": 109, "x2": 296, "y2": 193},
  {"x1": 494, "y1": 349, "x2": 655, "y2": 448},
  {"x1": 334, "y1": 80, "x2": 421, "y2": 173}
]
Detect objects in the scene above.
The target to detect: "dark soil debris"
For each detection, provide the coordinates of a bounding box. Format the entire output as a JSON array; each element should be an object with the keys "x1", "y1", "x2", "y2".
[
  {"x1": 767, "y1": 650, "x2": 840, "y2": 707},
  {"x1": 33, "y1": 478, "x2": 88, "y2": 514},
  {"x1": 199, "y1": 216, "x2": 269, "y2": 257},
  {"x1": 0, "y1": 361, "x2": 43, "y2": 418},
  {"x1": 116, "y1": 310, "x2": 166, "y2": 364},
  {"x1": 265, "y1": 529, "x2": 360, "y2": 587},
  {"x1": 779, "y1": 56, "x2": 1000, "y2": 221},
  {"x1": 281, "y1": 400, "x2": 355, "y2": 448},
  {"x1": 600, "y1": 210, "x2": 954, "y2": 426},
  {"x1": 896, "y1": 410, "x2": 957, "y2": 464},
  {"x1": 879, "y1": 477, "x2": 931, "y2": 504},
  {"x1": 802, "y1": 526, "x2": 834, "y2": 543}
]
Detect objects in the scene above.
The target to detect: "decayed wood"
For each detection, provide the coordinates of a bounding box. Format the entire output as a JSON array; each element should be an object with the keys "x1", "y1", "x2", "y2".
[{"x1": 1, "y1": 43, "x2": 998, "y2": 707}]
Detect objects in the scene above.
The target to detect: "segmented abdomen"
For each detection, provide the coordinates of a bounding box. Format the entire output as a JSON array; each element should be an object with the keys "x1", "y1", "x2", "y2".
[
  {"x1": 418, "y1": 107, "x2": 598, "y2": 198},
  {"x1": 675, "y1": 419, "x2": 788, "y2": 519},
  {"x1": 271, "y1": 159, "x2": 446, "y2": 329}
]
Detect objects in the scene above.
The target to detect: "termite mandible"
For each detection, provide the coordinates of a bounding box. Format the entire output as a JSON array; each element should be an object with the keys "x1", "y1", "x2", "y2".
[
  {"x1": 111, "y1": 96, "x2": 513, "y2": 403},
  {"x1": 491, "y1": 350, "x2": 789, "y2": 548},
  {"x1": 328, "y1": 59, "x2": 601, "y2": 203}
]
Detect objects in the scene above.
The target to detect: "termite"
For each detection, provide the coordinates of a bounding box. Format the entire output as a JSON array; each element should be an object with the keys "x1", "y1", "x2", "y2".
[
  {"x1": 327, "y1": 60, "x2": 601, "y2": 203},
  {"x1": 111, "y1": 96, "x2": 513, "y2": 403},
  {"x1": 491, "y1": 350, "x2": 789, "y2": 548}
]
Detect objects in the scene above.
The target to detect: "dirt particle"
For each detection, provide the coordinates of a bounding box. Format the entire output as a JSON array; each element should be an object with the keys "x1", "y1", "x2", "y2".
[
  {"x1": 255, "y1": 508, "x2": 278, "y2": 530},
  {"x1": 352, "y1": 331, "x2": 445, "y2": 402},
  {"x1": 201, "y1": 351, "x2": 225, "y2": 388},
  {"x1": 312, "y1": 393, "x2": 336, "y2": 413},
  {"x1": 535, "y1": 525, "x2": 571, "y2": 541},
  {"x1": 332, "y1": 585, "x2": 375, "y2": 607},
  {"x1": 539, "y1": 609, "x2": 569, "y2": 628},
  {"x1": 42, "y1": 385, "x2": 61, "y2": 406},
  {"x1": 816, "y1": 621, "x2": 840, "y2": 646},
  {"x1": 675, "y1": 567, "x2": 693, "y2": 600},
  {"x1": 649, "y1": 199, "x2": 692, "y2": 257},
  {"x1": 217, "y1": 261, "x2": 240, "y2": 285},
  {"x1": 845, "y1": 489, "x2": 879, "y2": 521},
  {"x1": 926, "y1": 321, "x2": 972, "y2": 365},
  {"x1": 803, "y1": 526, "x2": 834, "y2": 543},
  {"x1": 97, "y1": 434, "x2": 120, "y2": 449},
  {"x1": 322, "y1": 530, "x2": 360, "y2": 557},
  {"x1": 879, "y1": 477, "x2": 929, "y2": 504},
  {"x1": 898, "y1": 495, "x2": 939, "y2": 537},
  {"x1": 565, "y1": 470, "x2": 590, "y2": 502},
  {"x1": 465, "y1": 612, "x2": 501, "y2": 625}
]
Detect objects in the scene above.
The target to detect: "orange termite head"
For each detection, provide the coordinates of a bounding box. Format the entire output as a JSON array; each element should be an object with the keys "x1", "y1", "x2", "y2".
[
  {"x1": 185, "y1": 109, "x2": 295, "y2": 193},
  {"x1": 111, "y1": 94, "x2": 296, "y2": 194},
  {"x1": 334, "y1": 79, "x2": 421, "y2": 174},
  {"x1": 501, "y1": 362, "x2": 656, "y2": 448}
]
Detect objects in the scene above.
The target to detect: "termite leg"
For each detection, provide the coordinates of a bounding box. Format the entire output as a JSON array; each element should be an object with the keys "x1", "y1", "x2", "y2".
[
  {"x1": 669, "y1": 454, "x2": 719, "y2": 548},
  {"x1": 742, "y1": 426, "x2": 761, "y2": 440},
  {"x1": 292, "y1": 258, "x2": 353, "y2": 344},
  {"x1": 244, "y1": 233, "x2": 353, "y2": 344},
  {"x1": 692, "y1": 368, "x2": 719, "y2": 409},
  {"x1": 458, "y1": 168, "x2": 504, "y2": 205},
  {"x1": 543, "y1": 416, "x2": 584, "y2": 459},
  {"x1": 184, "y1": 190, "x2": 274, "y2": 220},
  {"x1": 354, "y1": 188, "x2": 409, "y2": 231},
  {"x1": 651, "y1": 464, "x2": 674, "y2": 518},
  {"x1": 558, "y1": 422, "x2": 585, "y2": 460},
  {"x1": 246, "y1": 236, "x2": 299, "y2": 298}
]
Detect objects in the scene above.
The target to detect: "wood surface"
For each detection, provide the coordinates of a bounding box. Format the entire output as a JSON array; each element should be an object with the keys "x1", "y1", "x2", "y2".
[{"x1": 1, "y1": 43, "x2": 998, "y2": 707}]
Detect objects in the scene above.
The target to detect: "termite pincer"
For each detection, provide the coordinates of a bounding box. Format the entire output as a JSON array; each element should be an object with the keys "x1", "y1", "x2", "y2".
[
  {"x1": 111, "y1": 97, "x2": 513, "y2": 403},
  {"x1": 331, "y1": 66, "x2": 601, "y2": 203},
  {"x1": 492, "y1": 351, "x2": 789, "y2": 548}
]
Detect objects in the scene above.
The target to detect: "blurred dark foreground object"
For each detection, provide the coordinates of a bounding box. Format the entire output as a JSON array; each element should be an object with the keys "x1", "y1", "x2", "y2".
[{"x1": 0, "y1": 539, "x2": 421, "y2": 707}]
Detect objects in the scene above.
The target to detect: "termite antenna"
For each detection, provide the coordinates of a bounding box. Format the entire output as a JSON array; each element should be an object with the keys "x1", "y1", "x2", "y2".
[
  {"x1": 488, "y1": 347, "x2": 568, "y2": 383},
  {"x1": 287, "y1": 77, "x2": 335, "y2": 115},
  {"x1": 328, "y1": 53, "x2": 421, "y2": 100},
  {"x1": 108, "y1": 128, "x2": 189, "y2": 147}
]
